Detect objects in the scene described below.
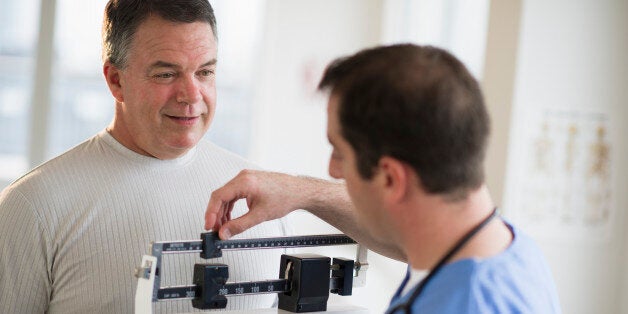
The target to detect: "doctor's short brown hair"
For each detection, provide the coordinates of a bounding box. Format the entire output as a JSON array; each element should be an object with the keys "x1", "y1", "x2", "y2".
[{"x1": 319, "y1": 44, "x2": 490, "y2": 199}]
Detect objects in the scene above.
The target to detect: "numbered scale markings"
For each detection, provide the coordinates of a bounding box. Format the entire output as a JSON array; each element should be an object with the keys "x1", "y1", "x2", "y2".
[
  {"x1": 156, "y1": 233, "x2": 356, "y2": 255},
  {"x1": 157, "y1": 280, "x2": 289, "y2": 300},
  {"x1": 215, "y1": 234, "x2": 356, "y2": 250}
]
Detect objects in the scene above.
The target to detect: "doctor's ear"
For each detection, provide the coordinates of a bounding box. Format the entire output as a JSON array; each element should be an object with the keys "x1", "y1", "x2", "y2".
[
  {"x1": 103, "y1": 61, "x2": 124, "y2": 103},
  {"x1": 377, "y1": 156, "x2": 413, "y2": 203}
]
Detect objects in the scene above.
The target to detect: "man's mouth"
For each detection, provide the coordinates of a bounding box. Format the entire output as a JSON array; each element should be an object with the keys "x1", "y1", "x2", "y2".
[{"x1": 166, "y1": 115, "x2": 199, "y2": 125}]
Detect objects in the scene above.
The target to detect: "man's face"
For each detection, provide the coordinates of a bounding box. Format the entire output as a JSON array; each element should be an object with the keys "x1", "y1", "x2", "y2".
[
  {"x1": 109, "y1": 16, "x2": 217, "y2": 159},
  {"x1": 327, "y1": 94, "x2": 386, "y2": 236}
]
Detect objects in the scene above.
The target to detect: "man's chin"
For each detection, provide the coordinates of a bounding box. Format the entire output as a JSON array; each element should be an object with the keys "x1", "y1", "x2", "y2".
[{"x1": 150, "y1": 139, "x2": 197, "y2": 159}]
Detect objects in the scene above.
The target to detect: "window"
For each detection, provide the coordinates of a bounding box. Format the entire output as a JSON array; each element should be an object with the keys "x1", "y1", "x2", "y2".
[
  {"x1": 0, "y1": 0, "x2": 39, "y2": 183},
  {"x1": 381, "y1": 0, "x2": 490, "y2": 79},
  {"x1": 50, "y1": 0, "x2": 112, "y2": 157},
  {"x1": 202, "y1": 0, "x2": 266, "y2": 156}
]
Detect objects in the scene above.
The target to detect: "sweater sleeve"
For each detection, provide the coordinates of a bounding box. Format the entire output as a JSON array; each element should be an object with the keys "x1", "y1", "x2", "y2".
[{"x1": 0, "y1": 187, "x2": 52, "y2": 314}]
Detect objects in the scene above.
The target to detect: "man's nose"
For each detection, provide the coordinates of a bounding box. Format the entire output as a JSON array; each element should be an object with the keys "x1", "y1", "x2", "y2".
[
  {"x1": 176, "y1": 76, "x2": 202, "y2": 105},
  {"x1": 328, "y1": 159, "x2": 343, "y2": 179}
]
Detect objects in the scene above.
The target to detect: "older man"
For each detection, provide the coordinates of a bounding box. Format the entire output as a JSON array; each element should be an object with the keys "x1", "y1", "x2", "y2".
[{"x1": 0, "y1": 1, "x2": 285, "y2": 313}]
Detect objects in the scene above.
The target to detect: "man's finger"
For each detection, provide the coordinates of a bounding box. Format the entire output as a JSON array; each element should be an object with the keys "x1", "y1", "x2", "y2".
[
  {"x1": 205, "y1": 197, "x2": 221, "y2": 230},
  {"x1": 204, "y1": 172, "x2": 254, "y2": 227},
  {"x1": 205, "y1": 212, "x2": 219, "y2": 231},
  {"x1": 219, "y1": 210, "x2": 268, "y2": 240},
  {"x1": 205, "y1": 187, "x2": 240, "y2": 230}
]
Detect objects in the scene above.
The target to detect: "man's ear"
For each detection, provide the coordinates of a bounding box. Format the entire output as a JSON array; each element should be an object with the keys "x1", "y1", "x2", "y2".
[
  {"x1": 377, "y1": 156, "x2": 412, "y2": 204},
  {"x1": 103, "y1": 61, "x2": 124, "y2": 103}
]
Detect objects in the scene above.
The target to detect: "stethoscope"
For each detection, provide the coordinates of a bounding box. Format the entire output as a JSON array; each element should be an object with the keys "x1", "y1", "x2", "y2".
[{"x1": 386, "y1": 207, "x2": 499, "y2": 314}]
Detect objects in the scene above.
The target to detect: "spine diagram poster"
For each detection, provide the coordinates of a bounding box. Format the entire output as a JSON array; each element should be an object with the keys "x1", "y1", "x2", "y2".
[{"x1": 506, "y1": 108, "x2": 614, "y2": 241}]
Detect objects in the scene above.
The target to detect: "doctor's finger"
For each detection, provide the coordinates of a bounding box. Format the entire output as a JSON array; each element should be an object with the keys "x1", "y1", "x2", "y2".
[{"x1": 220, "y1": 209, "x2": 271, "y2": 240}]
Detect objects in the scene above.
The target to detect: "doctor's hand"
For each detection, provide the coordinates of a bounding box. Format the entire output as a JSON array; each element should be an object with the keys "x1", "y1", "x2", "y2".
[{"x1": 205, "y1": 170, "x2": 310, "y2": 239}]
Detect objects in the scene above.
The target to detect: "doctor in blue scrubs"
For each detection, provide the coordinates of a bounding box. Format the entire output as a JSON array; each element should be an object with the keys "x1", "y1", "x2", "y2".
[{"x1": 205, "y1": 44, "x2": 562, "y2": 314}]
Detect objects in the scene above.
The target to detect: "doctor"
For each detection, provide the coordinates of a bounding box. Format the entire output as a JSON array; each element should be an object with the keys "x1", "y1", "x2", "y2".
[{"x1": 205, "y1": 44, "x2": 562, "y2": 313}]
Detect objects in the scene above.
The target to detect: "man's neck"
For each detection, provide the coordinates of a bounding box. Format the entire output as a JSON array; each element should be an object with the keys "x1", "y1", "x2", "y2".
[
  {"x1": 106, "y1": 121, "x2": 189, "y2": 160},
  {"x1": 400, "y1": 185, "x2": 512, "y2": 270}
]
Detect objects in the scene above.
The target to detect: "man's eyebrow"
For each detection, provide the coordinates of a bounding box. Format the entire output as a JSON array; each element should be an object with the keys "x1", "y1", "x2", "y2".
[
  {"x1": 148, "y1": 58, "x2": 217, "y2": 71},
  {"x1": 148, "y1": 60, "x2": 180, "y2": 70},
  {"x1": 200, "y1": 59, "x2": 217, "y2": 67}
]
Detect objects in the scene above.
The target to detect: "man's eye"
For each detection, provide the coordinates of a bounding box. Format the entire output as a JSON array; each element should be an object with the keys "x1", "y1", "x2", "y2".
[
  {"x1": 198, "y1": 69, "x2": 215, "y2": 77},
  {"x1": 154, "y1": 73, "x2": 175, "y2": 79}
]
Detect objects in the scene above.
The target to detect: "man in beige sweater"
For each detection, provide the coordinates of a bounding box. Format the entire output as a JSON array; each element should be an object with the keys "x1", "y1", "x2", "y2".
[{"x1": 0, "y1": 1, "x2": 285, "y2": 313}]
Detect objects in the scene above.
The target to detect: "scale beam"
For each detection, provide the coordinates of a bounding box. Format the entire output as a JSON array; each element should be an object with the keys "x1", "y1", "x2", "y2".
[
  {"x1": 135, "y1": 232, "x2": 368, "y2": 313},
  {"x1": 156, "y1": 279, "x2": 289, "y2": 300}
]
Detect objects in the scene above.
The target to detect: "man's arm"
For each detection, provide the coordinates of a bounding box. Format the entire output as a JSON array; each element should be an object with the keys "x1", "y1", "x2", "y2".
[
  {"x1": 205, "y1": 170, "x2": 406, "y2": 261},
  {"x1": 0, "y1": 189, "x2": 50, "y2": 313}
]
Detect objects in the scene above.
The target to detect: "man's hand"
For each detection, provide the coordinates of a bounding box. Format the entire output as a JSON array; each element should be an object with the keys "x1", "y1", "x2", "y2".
[
  {"x1": 205, "y1": 170, "x2": 305, "y2": 239},
  {"x1": 205, "y1": 170, "x2": 406, "y2": 260}
]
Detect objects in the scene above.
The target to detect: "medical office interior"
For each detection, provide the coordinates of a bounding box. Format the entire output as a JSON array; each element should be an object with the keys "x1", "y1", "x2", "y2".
[{"x1": 1, "y1": 0, "x2": 627, "y2": 313}]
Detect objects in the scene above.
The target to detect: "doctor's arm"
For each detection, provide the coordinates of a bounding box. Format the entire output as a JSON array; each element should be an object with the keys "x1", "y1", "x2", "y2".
[{"x1": 204, "y1": 170, "x2": 406, "y2": 262}]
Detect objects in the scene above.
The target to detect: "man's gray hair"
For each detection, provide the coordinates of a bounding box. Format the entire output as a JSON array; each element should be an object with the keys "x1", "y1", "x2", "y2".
[{"x1": 102, "y1": 0, "x2": 217, "y2": 68}]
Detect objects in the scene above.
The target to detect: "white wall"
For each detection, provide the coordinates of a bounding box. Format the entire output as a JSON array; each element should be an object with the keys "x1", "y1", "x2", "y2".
[
  {"x1": 250, "y1": 1, "x2": 407, "y2": 312},
  {"x1": 251, "y1": 0, "x2": 381, "y2": 177},
  {"x1": 502, "y1": 0, "x2": 628, "y2": 313}
]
